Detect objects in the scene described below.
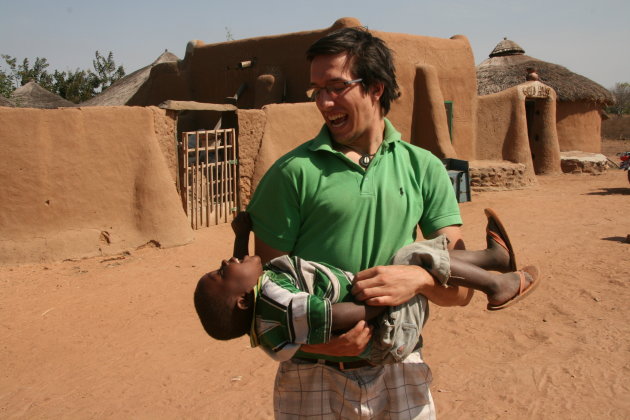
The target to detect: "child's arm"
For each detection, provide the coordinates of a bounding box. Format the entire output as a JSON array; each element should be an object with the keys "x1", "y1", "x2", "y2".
[
  {"x1": 331, "y1": 302, "x2": 386, "y2": 332},
  {"x1": 299, "y1": 303, "x2": 383, "y2": 356},
  {"x1": 231, "y1": 211, "x2": 252, "y2": 259}
]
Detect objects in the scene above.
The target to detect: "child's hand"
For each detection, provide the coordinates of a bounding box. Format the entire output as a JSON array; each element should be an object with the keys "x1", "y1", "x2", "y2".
[
  {"x1": 231, "y1": 211, "x2": 252, "y2": 236},
  {"x1": 232, "y1": 211, "x2": 252, "y2": 259}
]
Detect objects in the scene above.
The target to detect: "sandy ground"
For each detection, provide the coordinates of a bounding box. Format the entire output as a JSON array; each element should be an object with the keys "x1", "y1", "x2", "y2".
[{"x1": 1, "y1": 143, "x2": 629, "y2": 419}]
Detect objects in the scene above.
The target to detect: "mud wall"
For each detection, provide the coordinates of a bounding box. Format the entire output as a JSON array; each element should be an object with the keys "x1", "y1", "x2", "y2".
[
  {"x1": 556, "y1": 102, "x2": 603, "y2": 153},
  {"x1": 183, "y1": 18, "x2": 477, "y2": 160},
  {"x1": 236, "y1": 103, "x2": 323, "y2": 204},
  {"x1": 235, "y1": 109, "x2": 266, "y2": 206},
  {"x1": 0, "y1": 106, "x2": 192, "y2": 265},
  {"x1": 373, "y1": 33, "x2": 477, "y2": 159},
  {"x1": 150, "y1": 108, "x2": 180, "y2": 183},
  {"x1": 476, "y1": 82, "x2": 560, "y2": 178}
]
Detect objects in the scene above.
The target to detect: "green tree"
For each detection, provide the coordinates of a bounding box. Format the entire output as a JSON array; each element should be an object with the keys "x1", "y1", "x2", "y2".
[
  {"x1": 20, "y1": 57, "x2": 54, "y2": 89},
  {"x1": 1, "y1": 51, "x2": 125, "y2": 103},
  {"x1": 92, "y1": 50, "x2": 125, "y2": 92},
  {"x1": 53, "y1": 69, "x2": 99, "y2": 103},
  {"x1": 1, "y1": 55, "x2": 54, "y2": 90},
  {"x1": 0, "y1": 69, "x2": 12, "y2": 97},
  {"x1": 1, "y1": 55, "x2": 19, "y2": 96}
]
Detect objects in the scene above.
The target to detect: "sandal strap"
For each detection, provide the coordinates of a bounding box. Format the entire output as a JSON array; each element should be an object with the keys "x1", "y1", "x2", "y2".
[
  {"x1": 487, "y1": 229, "x2": 509, "y2": 252},
  {"x1": 517, "y1": 270, "x2": 526, "y2": 295}
]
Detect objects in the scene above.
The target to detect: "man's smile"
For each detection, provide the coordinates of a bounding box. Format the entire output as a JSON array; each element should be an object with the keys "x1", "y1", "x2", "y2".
[{"x1": 327, "y1": 113, "x2": 348, "y2": 128}]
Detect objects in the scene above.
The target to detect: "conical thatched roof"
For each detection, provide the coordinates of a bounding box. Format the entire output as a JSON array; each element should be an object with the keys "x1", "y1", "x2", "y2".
[
  {"x1": 489, "y1": 38, "x2": 525, "y2": 57},
  {"x1": 81, "y1": 51, "x2": 179, "y2": 106},
  {"x1": 10, "y1": 81, "x2": 75, "y2": 109},
  {"x1": 477, "y1": 39, "x2": 614, "y2": 105},
  {"x1": 0, "y1": 96, "x2": 14, "y2": 107}
]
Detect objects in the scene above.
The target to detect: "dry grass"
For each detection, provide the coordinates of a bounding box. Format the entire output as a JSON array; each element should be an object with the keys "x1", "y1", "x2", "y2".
[{"x1": 602, "y1": 114, "x2": 630, "y2": 140}]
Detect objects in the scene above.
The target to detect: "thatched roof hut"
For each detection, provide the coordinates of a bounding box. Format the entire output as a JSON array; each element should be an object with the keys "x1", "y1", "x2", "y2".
[
  {"x1": 477, "y1": 38, "x2": 614, "y2": 105},
  {"x1": 0, "y1": 96, "x2": 14, "y2": 107},
  {"x1": 81, "y1": 51, "x2": 179, "y2": 106},
  {"x1": 10, "y1": 81, "x2": 75, "y2": 109}
]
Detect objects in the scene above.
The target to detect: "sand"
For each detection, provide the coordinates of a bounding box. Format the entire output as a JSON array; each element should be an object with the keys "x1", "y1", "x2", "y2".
[{"x1": 1, "y1": 147, "x2": 629, "y2": 419}]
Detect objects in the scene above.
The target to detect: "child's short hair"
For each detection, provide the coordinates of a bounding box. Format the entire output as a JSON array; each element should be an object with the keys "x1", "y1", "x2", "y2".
[{"x1": 194, "y1": 279, "x2": 246, "y2": 340}]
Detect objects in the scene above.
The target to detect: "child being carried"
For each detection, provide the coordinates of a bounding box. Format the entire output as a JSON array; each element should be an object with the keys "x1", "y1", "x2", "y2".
[{"x1": 194, "y1": 209, "x2": 540, "y2": 364}]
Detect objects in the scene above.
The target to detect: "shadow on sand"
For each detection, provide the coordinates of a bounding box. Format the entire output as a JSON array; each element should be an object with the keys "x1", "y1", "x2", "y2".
[
  {"x1": 602, "y1": 236, "x2": 630, "y2": 244},
  {"x1": 585, "y1": 187, "x2": 630, "y2": 196}
]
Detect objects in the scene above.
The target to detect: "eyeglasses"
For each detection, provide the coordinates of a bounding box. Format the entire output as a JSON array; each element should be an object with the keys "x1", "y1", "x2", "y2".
[{"x1": 306, "y1": 79, "x2": 363, "y2": 101}]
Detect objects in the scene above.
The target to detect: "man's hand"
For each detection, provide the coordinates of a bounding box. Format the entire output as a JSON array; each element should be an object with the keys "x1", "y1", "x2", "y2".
[
  {"x1": 300, "y1": 320, "x2": 372, "y2": 357},
  {"x1": 353, "y1": 264, "x2": 473, "y2": 307},
  {"x1": 352, "y1": 265, "x2": 433, "y2": 306}
]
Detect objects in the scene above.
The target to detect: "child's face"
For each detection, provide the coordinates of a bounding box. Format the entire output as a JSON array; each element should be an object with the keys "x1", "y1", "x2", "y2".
[{"x1": 205, "y1": 256, "x2": 263, "y2": 302}]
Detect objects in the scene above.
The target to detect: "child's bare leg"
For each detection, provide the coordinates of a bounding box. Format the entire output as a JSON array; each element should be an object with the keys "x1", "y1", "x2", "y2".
[
  {"x1": 447, "y1": 257, "x2": 537, "y2": 308},
  {"x1": 448, "y1": 209, "x2": 514, "y2": 272}
]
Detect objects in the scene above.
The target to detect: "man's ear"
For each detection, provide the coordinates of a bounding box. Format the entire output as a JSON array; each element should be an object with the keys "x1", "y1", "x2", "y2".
[
  {"x1": 371, "y1": 82, "x2": 384, "y2": 100},
  {"x1": 236, "y1": 294, "x2": 251, "y2": 310}
]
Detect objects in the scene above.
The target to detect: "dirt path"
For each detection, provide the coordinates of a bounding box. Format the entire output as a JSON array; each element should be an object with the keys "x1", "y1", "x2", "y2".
[{"x1": 1, "y1": 168, "x2": 629, "y2": 419}]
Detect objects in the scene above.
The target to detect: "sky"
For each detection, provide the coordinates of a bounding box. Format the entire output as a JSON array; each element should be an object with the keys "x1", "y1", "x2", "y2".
[{"x1": 1, "y1": 0, "x2": 628, "y2": 89}]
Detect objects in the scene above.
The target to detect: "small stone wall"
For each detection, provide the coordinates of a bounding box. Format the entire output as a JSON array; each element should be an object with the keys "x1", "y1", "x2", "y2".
[
  {"x1": 469, "y1": 160, "x2": 536, "y2": 191},
  {"x1": 560, "y1": 151, "x2": 609, "y2": 174}
]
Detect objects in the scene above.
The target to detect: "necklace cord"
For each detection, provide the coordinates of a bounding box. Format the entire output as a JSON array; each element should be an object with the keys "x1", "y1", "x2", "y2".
[{"x1": 338, "y1": 142, "x2": 382, "y2": 169}]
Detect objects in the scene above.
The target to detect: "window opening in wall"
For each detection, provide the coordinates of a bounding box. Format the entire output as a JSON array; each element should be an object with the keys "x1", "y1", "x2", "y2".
[{"x1": 444, "y1": 101, "x2": 454, "y2": 141}]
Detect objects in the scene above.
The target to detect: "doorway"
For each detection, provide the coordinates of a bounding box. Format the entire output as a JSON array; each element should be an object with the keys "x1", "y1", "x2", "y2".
[{"x1": 178, "y1": 128, "x2": 239, "y2": 229}]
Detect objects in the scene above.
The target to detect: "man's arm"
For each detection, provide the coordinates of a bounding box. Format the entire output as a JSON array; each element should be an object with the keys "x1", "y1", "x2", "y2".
[
  {"x1": 427, "y1": 225, "x2": 465, "y2": 250},
  {"x1": 425, "y1": 225, "x2": 474, "y2": 305},
  {"x1": 254, "y1": 237, "x2": 288, "y2": 264},
  {"x1": 352, "y1": 225, "x2": 474, "y2": 307}
]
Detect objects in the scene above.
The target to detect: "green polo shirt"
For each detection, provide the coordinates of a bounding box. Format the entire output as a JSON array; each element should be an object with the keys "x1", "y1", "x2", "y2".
[{"x1": 247, "y1": 118, "x2": 461, "y2": 274}]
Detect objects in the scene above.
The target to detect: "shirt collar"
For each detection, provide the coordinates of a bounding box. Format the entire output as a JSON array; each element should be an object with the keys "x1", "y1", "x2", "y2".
[{"x1": 308, "y1": 117, "x2": 401, "y2": 153}]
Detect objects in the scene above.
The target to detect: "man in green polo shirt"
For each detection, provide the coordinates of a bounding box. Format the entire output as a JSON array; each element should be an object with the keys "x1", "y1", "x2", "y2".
[
  {"x1": 247, "y1": 27, "x2": 471, "y2": 420},
  {"x1": 248, "y1": 118, "x2": 461, "y2": 274}
]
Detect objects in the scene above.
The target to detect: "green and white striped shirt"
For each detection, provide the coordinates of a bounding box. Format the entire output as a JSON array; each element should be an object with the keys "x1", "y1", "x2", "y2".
[{"x1": 249, "y1": 255, "x2": 356, "y2": 361}]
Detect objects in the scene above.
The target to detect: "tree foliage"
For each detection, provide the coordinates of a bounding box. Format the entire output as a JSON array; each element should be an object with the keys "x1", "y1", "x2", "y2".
[
  {"x1": 1, "y1": 55, "x2": 54, "y2": 91},
  {"x1": 608, "y1": 82, "x2": 630, "y2": 116},
  {"x1": 92, "y1": 51, "x2": 125, "y2": 91},
  {"x1": 0, "y1": 70, "x2": 12, "y2": 97},
  {"x1": 0, "y1": 51, "x2": 125, "y2": 103},
  {"x1": 53, "y1": 69, "x2": 99, "y2": 103}
]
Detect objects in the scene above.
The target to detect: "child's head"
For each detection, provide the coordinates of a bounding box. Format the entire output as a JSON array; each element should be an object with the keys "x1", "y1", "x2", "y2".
[{"x1": 194, "y1": 255, "x2": 263, "y2": 340}]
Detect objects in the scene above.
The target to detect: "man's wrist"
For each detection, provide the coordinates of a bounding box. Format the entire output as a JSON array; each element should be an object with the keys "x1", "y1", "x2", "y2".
[{"x1": 411, "y1": 265, "x2": 434, "y2": 295}]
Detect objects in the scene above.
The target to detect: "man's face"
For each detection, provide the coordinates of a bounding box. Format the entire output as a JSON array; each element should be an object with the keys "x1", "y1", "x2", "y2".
[
  {"x1": 203, "y1": 255, "x2": 263, "y2": 303},
  {"x1": 309, "y1": 52, "x2": 383, "y2": 147}
]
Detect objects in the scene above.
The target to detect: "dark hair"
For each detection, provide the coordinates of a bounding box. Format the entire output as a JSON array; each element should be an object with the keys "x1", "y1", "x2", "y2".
[
  {"x1": 194, "y1": 277, "x2": 247, "y2": 341},
  {"x1": 306, "y1": 27, "x2": 401, "y2": 115}
]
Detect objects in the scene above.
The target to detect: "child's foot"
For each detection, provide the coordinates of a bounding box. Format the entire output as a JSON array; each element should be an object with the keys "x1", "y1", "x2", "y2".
[
  {"x1": 487, "y1": 266, "x2": 541, "y2": 310},
  {"x1": 484, "y1": 208, "x2": 517, "y2": 272}
]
